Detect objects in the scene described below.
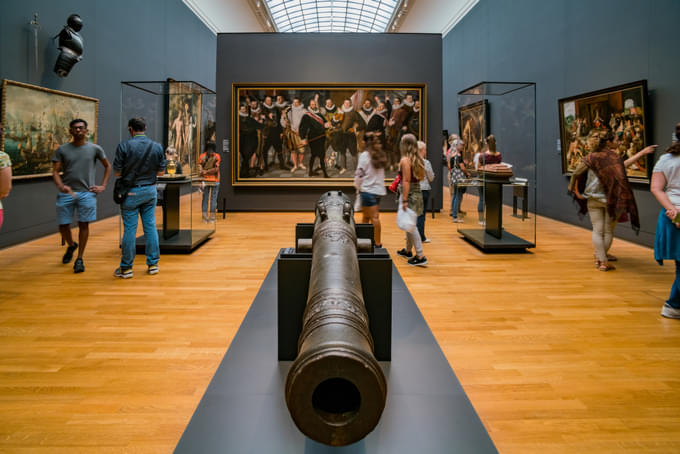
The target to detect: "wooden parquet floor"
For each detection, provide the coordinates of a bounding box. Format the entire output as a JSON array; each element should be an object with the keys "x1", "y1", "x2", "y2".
[{"x1": 0, "y1": 192, "x2": 679, "y2": 453}]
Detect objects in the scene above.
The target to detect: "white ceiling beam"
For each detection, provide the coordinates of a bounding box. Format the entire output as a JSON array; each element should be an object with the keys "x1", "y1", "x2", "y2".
[{"x1": 183, "y1": 0, "x2": 265, "y2": 34}]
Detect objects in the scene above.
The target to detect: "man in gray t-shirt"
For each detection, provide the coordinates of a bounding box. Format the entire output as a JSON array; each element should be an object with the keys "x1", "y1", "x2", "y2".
[{"x1": 52, "y1": 118, "x2": 111, "y2": 273}]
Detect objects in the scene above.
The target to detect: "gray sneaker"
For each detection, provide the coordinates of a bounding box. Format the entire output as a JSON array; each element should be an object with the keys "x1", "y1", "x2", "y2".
[
  {"x1": 114, "y1": 267, "x2": 133, "y2": 279},
  {"x1": 661, "y1": 304, "x2": 680, "y2": 319}
]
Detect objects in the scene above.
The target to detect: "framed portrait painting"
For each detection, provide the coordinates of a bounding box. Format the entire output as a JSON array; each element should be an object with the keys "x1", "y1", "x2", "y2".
[
  {"x1": 232, "y1": 83, "x2": 426, "y2": 186},
  {"x1": 1, "y1": 79, "x2": 98, "y2": 179},
  {"x1": 458, "y1": 100, "x2": 489, "y2": 165},
  {"x1": 558, "y1": 80, "x2": 650, "y2": 183},
  {"x1": 167, "y1": 80, "x2": 202, "y2": 176}
]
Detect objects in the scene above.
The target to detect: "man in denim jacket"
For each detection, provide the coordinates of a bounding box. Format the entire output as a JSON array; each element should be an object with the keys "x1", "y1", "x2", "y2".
[{"x1": 113, "y1": 117, "x2": 165, "y2": 278}]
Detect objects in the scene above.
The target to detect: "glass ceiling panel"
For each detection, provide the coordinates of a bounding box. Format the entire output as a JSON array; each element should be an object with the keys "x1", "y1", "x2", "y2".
[{"x1": 265, "y1": 0, "x2": 399, "y2": 33}]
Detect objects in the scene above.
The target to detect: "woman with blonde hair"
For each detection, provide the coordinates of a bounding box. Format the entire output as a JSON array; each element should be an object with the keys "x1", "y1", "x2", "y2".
[
  {"x1": 396, "y1": 133, "x2": 428, "y2": 266},
  {"x1": 448, "y1": 138, "x2": 469, "y2": 222}
]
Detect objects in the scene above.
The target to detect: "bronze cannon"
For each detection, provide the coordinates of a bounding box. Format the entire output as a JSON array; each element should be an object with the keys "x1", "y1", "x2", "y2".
[{"x1": 285, "y1": 191, "x2": 387, "y2": 446}]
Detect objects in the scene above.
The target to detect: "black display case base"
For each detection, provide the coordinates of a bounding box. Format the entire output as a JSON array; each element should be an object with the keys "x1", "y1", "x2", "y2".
[
  {"x1": 459, "y1": 228, "x2": 535, "y2": 252},
  {"x1": 135, "y1": 229, "x2": 213, "y2": 254},
  {"x1": 174, "y1": 254, "x2": 497, "y2": 454}
]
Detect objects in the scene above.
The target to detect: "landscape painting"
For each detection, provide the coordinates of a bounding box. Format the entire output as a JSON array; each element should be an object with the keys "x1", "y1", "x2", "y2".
[{"x1": 1, "y1": 79, "x2": 98, "y2": 179}]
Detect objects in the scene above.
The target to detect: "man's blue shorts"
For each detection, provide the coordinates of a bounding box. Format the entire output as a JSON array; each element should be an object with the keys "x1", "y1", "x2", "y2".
[
  {"x1": 360, "y1": 192, "x2": 381, "y2": 207},
  {"x1": 56, "y1": 191, "x2": 97, "y2": 225}
]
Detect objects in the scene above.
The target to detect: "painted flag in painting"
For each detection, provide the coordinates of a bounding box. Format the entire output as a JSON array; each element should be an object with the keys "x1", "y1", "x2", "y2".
[{"x1": 350, "y1": 89, "x2": 364, "y2": 111}]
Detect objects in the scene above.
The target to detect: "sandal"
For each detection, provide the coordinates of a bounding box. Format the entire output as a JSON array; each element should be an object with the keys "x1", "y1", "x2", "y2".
[{"x1": 598, "y1": 262, "x2": 616, "y2": 271}]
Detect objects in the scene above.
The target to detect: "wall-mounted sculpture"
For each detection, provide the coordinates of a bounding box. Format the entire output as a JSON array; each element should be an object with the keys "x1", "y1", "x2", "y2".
[{"x1": 53, "y1": 14, "x2": 83, "y2": 77}]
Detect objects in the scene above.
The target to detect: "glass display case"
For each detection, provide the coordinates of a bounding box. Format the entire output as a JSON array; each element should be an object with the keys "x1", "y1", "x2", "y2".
[
  {"x1": 455, "y1": 82, "x2": 536, "y2": 251},
  {"x1": 120, "y1": 81, "x2": 217, "y2": 253}
]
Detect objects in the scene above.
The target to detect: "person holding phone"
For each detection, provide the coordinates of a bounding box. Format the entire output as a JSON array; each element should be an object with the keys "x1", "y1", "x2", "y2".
[{"x1": 651, "y1": 141, "x2": 680, "y2": 319}]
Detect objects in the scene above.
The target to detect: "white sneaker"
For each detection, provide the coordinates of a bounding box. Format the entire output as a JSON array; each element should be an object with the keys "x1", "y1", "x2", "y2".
[{"x1": 661, "y1": 304, "x2": 680, "y2": 319}]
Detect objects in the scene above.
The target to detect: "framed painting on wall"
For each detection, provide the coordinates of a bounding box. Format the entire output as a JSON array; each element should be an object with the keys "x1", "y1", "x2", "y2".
[
  {"x1": 558, "y1": 80, "x2": 650, "y2": 183},
  {"x1": 167, "y1": 80, "x2": 202, "y2": 176},
  {"x1": 1, "y1": 79, "x2": 98, "y2": 179},
  {"x1": 458, "y1": 100, "x2": 489, "y2": 165},
  {"x1": 231, "y1": 83, "x2": 426, "y2": 186}
]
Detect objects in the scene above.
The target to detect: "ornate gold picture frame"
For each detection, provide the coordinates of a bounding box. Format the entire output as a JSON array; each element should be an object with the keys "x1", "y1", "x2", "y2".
[
  {"x1": 559, "y1": 80, "x2": 650, "y2": 183},
  {"x1": 1, "y1": 79, "x2": 98, "y2": 179},
  {"x1": 232, "y1": 83, "x2": 426, "y2": 186}
]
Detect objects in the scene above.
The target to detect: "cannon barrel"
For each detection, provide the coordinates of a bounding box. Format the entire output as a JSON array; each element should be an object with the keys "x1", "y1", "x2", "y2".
[{"x1": 285, "y1": 191, "x2": 387, "y2": 446}]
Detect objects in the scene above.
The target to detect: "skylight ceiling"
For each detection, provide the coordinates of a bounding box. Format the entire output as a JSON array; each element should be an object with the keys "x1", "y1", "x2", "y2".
[{"x1": 265, "y1": 0, "x2": 399, "y2": 33}]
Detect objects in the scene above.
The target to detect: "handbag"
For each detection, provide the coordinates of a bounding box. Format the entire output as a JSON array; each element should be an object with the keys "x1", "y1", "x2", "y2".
[
  {"x1": 396, "y1": 204, "x2": 417, "y2": 232},
  {"x1": 388, "y1": 173, "x2": 401, "y2": 193},
  {"x1": 113, "y1": 143, "x2": 155, "y2": 205},
  {"x1": 450, "y1": 166, "x2": 465, "y2": 183},
  {"x1": 112, "y1": 178, "x2": 130, "y2": 205}
]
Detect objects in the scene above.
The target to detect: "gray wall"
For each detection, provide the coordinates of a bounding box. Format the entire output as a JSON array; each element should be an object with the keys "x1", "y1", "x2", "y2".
[
  {"x1": 443, "y1": 0, "x2": 680, "y2": 247},
  {"x1": 0, "y1": 0, "x2": 216, "y2": 248},
  {"x1": 216, "y1": 33, "x2": 443, "y2": 211}
]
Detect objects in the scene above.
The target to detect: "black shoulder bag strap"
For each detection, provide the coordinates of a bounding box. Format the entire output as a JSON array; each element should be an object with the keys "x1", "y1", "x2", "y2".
[
  {"x1": 114, "y1": 142, "x2": 156, "y2": 204},
  {"x1": 123, "y1": 141, "x2": 156, "y2": 186}
]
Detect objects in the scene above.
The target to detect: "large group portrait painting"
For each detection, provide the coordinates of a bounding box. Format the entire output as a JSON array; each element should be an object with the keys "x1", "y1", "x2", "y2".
[
  {"x1": 559, "y1": 80, "x2": 650, "y2": 183},
  {"x1": 232, "y1": 84, "x2": 425, "y2": 185},
  {"x1": 1, "y1": 79, "x2": 98, "y2": 179}
]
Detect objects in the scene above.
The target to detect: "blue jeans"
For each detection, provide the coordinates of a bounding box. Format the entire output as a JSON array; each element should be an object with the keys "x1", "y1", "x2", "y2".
[
  {"x1": 450, "y1": 185, "x2": 466, "y2": 219},
  {"x1": 668, "y1": 260, "x2": 680, "y2": 308},
  {"x1": 417, "y1": 189, "x2": 430, "y2": 240},
  {"x1": 120, "y1": 185, "x2": 159, "y2": 269},
  {"x1": 202, "y1": 182, "x2": 220, "y2": 215}
]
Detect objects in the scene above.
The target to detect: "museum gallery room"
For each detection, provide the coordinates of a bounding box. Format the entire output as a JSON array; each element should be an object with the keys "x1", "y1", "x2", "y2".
[{"x1": 1, "y1": 0, "x2": 679, "y2": 452}]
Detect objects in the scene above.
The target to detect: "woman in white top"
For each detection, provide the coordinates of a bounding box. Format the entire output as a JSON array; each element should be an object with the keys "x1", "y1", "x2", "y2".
[
  {"x1": 651, "y1": 142, "x2": 680, "y2": 319},
  {"x1": 355, "y1": 133, "x2": 387, "y2": 247},
  {"x1": 416, "y1": 141, "x2": 435, "y2": 242}
]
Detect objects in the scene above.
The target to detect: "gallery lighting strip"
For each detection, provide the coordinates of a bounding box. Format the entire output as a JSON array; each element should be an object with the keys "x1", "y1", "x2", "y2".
[{"x1": 264, "y1": 0, "x2": 399, "y2": 33}]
